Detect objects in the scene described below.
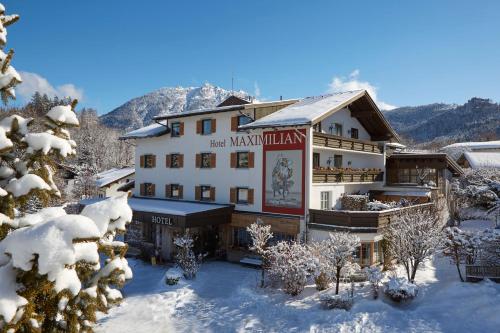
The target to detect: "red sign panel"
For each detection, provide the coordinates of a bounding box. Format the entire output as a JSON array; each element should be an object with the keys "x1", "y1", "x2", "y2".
[{"x1": 262, "y1": 129, "x2": 306, "y2": 216}]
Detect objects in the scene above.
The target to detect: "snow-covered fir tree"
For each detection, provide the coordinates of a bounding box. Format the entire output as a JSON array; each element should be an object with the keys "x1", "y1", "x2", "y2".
[
  {"x1": 246, "y1": 219, "x2": 273, "y2": 288},
  {"x1": 174, "y1": 232, "x2": 202, "y2": 279},
  {"x1": 0, "y1": 4, "x2": 133, "y2": 331}
]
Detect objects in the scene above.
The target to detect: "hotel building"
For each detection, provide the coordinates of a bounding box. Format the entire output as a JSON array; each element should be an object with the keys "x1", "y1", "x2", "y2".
[{"x1": 116, "y1": 90, "x2": 462, "y2": 266}]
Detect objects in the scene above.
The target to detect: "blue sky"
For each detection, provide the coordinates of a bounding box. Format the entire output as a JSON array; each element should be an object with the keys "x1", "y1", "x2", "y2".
[{"x1": 4, "y1": 0, "x2": 500, "y2": 113}]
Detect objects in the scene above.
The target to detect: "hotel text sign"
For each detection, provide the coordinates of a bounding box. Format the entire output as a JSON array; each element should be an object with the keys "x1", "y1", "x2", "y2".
[
  {"x1": 151, "y1": 215, "x2": 173, "y2": 226},
  {"x1": 210, "y1": 131, "x2": 305, "y2": 149}
]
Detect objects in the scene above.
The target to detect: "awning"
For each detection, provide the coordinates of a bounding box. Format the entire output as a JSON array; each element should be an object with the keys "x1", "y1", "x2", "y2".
[{"x1": 80, "y1": 197, "x2": 233, "y2": 228}]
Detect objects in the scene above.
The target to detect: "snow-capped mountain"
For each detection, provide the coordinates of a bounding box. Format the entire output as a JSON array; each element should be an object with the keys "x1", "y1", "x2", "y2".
[
  {"x1": 100, "y1": 83, "x2": 250, "y2": 130},
  {"x1": 383, "y1": 97, "x2": 500, "y2": 147}
]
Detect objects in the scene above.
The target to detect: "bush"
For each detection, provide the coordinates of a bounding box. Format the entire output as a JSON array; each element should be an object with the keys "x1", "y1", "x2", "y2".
[
  {"x1": 165, "y1": 267, "x2": 183, "y2": 285},
  {"x1": 314, "y1": 272, "x2": 331, "y2": 291},
  {"x1": 384, "y1": 277, "x2": 418, "y2": 302},
  {"x1": 319, "y1": 294, "x2": 353, "y2": 310}
]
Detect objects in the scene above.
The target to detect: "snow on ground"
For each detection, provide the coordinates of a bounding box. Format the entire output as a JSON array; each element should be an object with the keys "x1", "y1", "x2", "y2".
[
  {"x1": 460, "y1": 219, "x2": 497, "y2": 231},
  {"x1": 96, "y1": 255, "x2": 500, "y2": 333}
]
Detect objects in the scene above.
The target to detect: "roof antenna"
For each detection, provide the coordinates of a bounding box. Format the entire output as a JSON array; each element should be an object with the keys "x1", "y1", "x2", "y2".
[{"x1": 231, "y1": 72, "x2": 234, "y2": 95}]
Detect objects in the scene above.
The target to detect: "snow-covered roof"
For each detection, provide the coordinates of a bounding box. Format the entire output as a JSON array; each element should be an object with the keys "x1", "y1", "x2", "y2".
[
  {"x1": 80, "y1": 197, "x2": 230, "y2": 216},
  {"x1": 462, "y1": 152, "x2": 500, "y2": 169},
  {"x1": 442, "y1": 140, "x2": 500, "y2": 151},
  {"x1": 239, "y1": 90, "x2": 365, "y2": 129},
  {"x1": 120, "y1": 122, "x2": 169, "y2": 139},
  {"x1": 95, "y1": 167, "x2": 135, "y2": 188}
]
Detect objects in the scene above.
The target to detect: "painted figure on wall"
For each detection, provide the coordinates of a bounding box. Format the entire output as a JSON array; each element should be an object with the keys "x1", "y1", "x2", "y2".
[{"x1": 271, "y1": 155, "x2": 295, "y2": 199}]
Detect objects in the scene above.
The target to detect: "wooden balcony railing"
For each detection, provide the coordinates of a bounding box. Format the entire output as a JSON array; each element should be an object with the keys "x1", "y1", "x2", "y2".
[
  {"x1": 313, "y1": 168, "x2": 384, "y2": 183},
  {"x1": 309, "y1": 202, "x2": 435, "y2": 232},
  {"x1": 313, "y1": 132, "x2": 382, "y2": 154}
]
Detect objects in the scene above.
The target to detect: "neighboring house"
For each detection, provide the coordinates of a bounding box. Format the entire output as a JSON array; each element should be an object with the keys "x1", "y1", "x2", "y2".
[
  {"x1": 82, "y1": 91, "x2": 463, "y2": 266},
  {"x1": 442, "y1": 140, "x2": 500, "y2": 169},
  {"x1": 95, "y1": 167, "x2": 135, "y2": 198}
]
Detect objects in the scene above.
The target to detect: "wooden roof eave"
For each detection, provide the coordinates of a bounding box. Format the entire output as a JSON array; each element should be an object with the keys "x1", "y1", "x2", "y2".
[{"x1": 309, "y1": 91, "x2": 401, "y2": 143}]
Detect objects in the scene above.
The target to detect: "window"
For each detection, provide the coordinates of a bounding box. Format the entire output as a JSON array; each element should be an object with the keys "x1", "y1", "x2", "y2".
[
  {"x1": 170, "y1": 184, "x2": 180, "y2": 198},
  {"x1": 200, "y1": 185, "x2": 211, "y2": 201},
  {"x1": 143, "y1": 183, "x2": 155, "y2": 196},
  {"x1": 333, "y1": 154, "x2": 343, "y2": 168},
  {"x1": 312, "y1": 122, "x2": 322, "y2": 133},
  {"x1": 320, "y1": 191, "x2": 330, "y2": 210},
  {"x1": 361, "y1": 243, "x2": 371, "y2": 266},
  {"x1": 143, "y1": 154, "x2": 155, "y2": 168},
  {"x1": 171, "y1": 153, "x2": 181, "y2": 168},
  {"x1": 313, "y1": 152, "x2": 320, "y2": 169},
  {"x1": 171, "y1": 122, "x2": 181, "y2": 137},
  {"x1": 237, "y1": 187, "x2": 249, "y2": 204},
  {"x1": 201, "y1": 153, "x2": 211, "y2": 168},
  {"x1": 351, "y1": 128, "x2": 359, "y2": 139},
  {"x1": 236, "y1": 152, "x2": 249, "y2": 168},
  {"x1": 233, "y1": 227, "x2": 251, "y2": 248},
  {"x1": 331, "y1": 123, "x2": 342, "y2": 136},
  {"x1": 237, "y1": 115, "x2": 252, "y2": 126},
  {"x1": 202, "y1": 119, "x2": 212, "y2": 135},
  {"x1": 373, "y1": 241, "x2": 383, "y2": 264}
]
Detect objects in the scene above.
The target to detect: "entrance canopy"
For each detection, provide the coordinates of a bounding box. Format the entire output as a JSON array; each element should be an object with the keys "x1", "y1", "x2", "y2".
[{"x1": 80, "y1": 197, "x2": 233, "y2": 229}]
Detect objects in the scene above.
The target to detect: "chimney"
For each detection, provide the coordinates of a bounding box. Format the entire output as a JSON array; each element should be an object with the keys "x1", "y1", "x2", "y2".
[{"x1": 280, "y1": 95, "x2": 283, "y2": 101}]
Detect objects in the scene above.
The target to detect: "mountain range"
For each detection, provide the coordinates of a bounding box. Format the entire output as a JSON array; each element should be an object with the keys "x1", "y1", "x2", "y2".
[
  {"x1": 100, "y1": 84, "x2": 500, "y2": 147},
  {"x1": 100, "y1": 84, "x2": 249, "y2": 130}
]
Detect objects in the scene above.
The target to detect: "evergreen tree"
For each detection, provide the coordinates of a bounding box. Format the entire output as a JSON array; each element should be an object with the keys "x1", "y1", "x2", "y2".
[{"x1": 0, "y1": 4, "x2": 133, "y2": 332}]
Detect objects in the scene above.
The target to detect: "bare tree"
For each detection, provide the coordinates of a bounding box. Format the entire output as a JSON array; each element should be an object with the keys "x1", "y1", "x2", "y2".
[
  {"x1": 320, "y1": 232, "x2": 360, "y2": 295},
  {"x1": 384, "y1": 209, "x2": 443, "y2": 282}
]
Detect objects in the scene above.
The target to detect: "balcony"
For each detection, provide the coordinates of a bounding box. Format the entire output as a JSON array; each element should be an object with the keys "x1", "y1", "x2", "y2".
[
  {"x1": 313, "y1": 132, "x2": 382, "y2": 154},
  {"x1": 308, "y1": 202, "x2": 435, "y2": 232},
  {"x1": 313, "y1": 168, "x2": 384, "y2": 183}
]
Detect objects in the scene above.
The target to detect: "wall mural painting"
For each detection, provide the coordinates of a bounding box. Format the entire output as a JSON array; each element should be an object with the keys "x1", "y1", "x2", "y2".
[{"x1": 262, "y1": 129, "x2": 306, "y2": 215}]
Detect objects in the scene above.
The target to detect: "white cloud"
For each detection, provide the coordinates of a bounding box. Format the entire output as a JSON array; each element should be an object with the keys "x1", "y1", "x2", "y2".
[
  {"x1": 16, "y1": 71, "x2": 84, "y2": 102},
  {"x1": 328, "y1": 70, "x2": 396, "y2": 110},
  {"x1": 253, "y1": 81, "x2": 261, "y2": 98}
]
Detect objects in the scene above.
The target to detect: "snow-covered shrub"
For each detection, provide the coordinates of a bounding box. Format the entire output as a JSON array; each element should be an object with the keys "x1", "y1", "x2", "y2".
[
  {"x1": 267, "y1": 241, "x2": 316, "y2": 296},
  {"x1": 246, "y1": 219, "x2": 273, "y2": 288},
  {"x1": 174, "y1": 232, "x2": 202, "y2": 279},
  {"x1": 309, "y1": 242, "x2": 333, "y2": 291},
  {"x1": 364, "y1": 266, "x2": 383, "y2": 299},
  {"x1": 384, "y1": 277, "x2": 418, "y2": 302},
  {"x1": 319, "y1": 293, "x2": 353, "y2": 310},
  {"x1": 165, "y1": 267, "x2": 183, "y2": 286},
  {"x1": 441, "y1": 227, "x2": 479, "y2": 281},
  {"x1": 384, "y1": 208, "x2": 443, "y2": 282},
  {"x1": 319, "y1": 232, "x2": 360, "y2": 295},
  {"x1": 367, "y1": 200, "x2": 396, "y2": 211}
]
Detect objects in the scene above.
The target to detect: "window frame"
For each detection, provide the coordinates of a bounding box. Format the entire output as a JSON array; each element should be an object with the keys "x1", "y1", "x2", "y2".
[
  {"x1": 320, "y1": 191, "x2": 331, "y2": 210},
  {"x1": 170, "y1": 184, "x2": 180, "y2": 198},
  {"x1": 200, "y1": 185, "x2": 211, "y2": 201},
  {"x1": 201, "y1": 119, "x2": 212, "y2": 135},
  {"x1": 350, "y1": 128, "x2": 359, "y2": 139},
  {"x1": 144, "y1": 154, "x2": 155, "y2": 168},
  {"x1": 236, "y1": 187, "x2": 249, "y2": 204},
  {"x1": 332, "y1": 123, "x2": 343, "y2": 136},
  {"x1": 236, "y1": 151, "x2": 249, "y2": 168},
  {"x1": 333, "y1": 154, "x2": 343, "y2": 168},
  {"x1": 171, "y1": 122, "x2": 181, "y2": 137},
  {"x1": 144, "y1": 183, "x2": 155, "y2": 197},
  {"x1": 200, "y1": 153, "x2": 211, "y2": 168},
  {"x1": 170, "y1": 153, "x2": 181, "y2": 168}
]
